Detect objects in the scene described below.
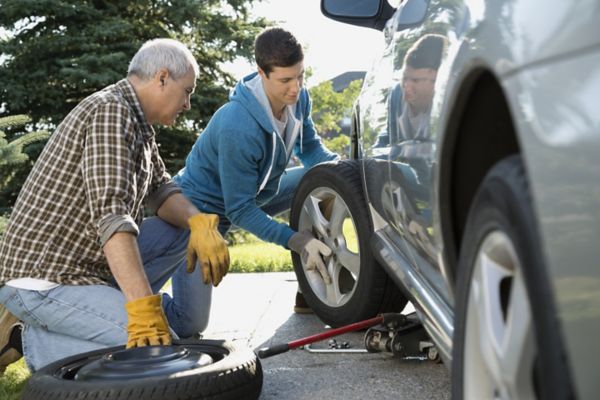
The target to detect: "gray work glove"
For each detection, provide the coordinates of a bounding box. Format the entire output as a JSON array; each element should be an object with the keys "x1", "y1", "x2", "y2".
[{"x1": 288, "y1": 231, "x2": 332, "y2": 284}]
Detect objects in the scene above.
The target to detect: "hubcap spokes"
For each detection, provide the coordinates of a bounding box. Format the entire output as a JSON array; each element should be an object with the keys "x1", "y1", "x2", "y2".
[
  {"x1": 298, "y1": 188, "x2": 360, "y2": 307},
  {"x1": 464, "y1": 230, "x2": 537, "y2": 400}
]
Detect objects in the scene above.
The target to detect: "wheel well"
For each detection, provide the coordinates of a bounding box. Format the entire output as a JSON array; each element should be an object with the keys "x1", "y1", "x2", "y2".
[{"x1": 439, "y1": 70, "x2": 520, "y2": 284}]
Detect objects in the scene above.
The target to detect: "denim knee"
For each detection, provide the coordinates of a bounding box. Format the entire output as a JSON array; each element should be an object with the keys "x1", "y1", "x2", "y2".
[
  {"x1": 162, "y1": 293, "x2": 210, "y2": 338},
  {"x1": 177, "y1": 313, "x2": 210, "y2": 338},
  {"x1": 171, "y1": 227, "x2": 190, "y2": 254}
]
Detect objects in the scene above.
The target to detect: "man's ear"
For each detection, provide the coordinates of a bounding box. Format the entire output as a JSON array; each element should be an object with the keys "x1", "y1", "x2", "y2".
[
  {"x1": 156, "y1": 68, "x2": 169, "y2": 87},
  {"x1": 257, "y1": 67, "x2": 268, "y2": 79}
]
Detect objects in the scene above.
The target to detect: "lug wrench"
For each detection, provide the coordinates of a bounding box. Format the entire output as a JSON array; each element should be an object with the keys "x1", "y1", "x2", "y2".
[
  {"x1": 303, "y1": 342, "x2": 368, "y2": 353},
  {"x1": 257, "y1": 315, "x2": 395, "y2": 358}
]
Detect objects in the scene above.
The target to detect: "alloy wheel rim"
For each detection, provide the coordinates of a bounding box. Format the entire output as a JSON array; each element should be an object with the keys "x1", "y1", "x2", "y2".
[
  {"x1": 464, "y1": 230, "x2": 537, "y2": 399},
  {"x1": 298, "y1": 187, "x2": 360, "y2": 307}
]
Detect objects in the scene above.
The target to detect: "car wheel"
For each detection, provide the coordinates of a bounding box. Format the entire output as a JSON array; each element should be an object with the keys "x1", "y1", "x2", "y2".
[
  {"x1": 23, "y1": 339, "x2": 262, "y2": 400},
  {"x1": 290, "y1": 160, "x2": 407, "y2": 327},
  {"x1": 452, "y1": 155, "x2": 573, "y2": 400}
]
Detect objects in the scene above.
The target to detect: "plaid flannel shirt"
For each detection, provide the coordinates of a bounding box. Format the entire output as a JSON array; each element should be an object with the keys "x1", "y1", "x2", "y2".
[{"x1": 0, "y1": 79, "x2": 180, "y2": 285}]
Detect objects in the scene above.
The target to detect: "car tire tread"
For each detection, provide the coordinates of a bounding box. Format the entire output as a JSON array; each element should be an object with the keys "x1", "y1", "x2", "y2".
[{"x1": 290, "y1": 160, "x2": 407, "y2": 327}]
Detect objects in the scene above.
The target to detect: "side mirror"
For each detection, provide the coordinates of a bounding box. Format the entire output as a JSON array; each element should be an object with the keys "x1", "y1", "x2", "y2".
[
  {"x1": 321, "y1": 0, "x2": 396, "y2": 31},
  {"x1": 396, "y1": 0, "x2": 429, "y2": 28},
  {"x1": 322, "y1": 0, "x2": 381, "y2": 18}
]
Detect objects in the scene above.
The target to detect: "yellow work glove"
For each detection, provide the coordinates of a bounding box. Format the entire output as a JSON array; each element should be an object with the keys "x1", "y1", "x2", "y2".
[
  {"x1": 187, "y1": 213, "x2": 230, "y2": 286},
  {"x1": 125, "y1": 294, "x2": 171, "y2": 349}
]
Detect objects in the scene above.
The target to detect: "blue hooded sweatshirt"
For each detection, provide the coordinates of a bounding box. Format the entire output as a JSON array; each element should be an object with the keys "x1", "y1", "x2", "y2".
[{"x1": 174, "y1": 72, "x2": 338, "y2": 248}]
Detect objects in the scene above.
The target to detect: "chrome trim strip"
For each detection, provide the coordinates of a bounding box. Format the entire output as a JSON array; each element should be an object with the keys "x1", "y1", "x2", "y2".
[{"x1": 372, "y1": 229, "x2": 454, "y2": 364}]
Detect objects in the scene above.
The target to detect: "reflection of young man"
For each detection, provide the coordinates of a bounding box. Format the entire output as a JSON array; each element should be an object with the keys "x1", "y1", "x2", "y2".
[
  {"x1": 174, "y1": 27, "x2": 339, "y2": 313},
  {"x1": 387, "y1": 34, "x2": 447, "y2": 237},
  {"x1": 393, "y1": 33, "x2": 447, "y2": 143}
]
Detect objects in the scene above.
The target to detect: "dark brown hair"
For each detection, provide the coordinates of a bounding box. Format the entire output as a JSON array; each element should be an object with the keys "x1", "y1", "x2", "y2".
[
  {"x1": 255, "y1": 27, "x2": 304, "y2": 76},
  {"x1": 404, "y1": 34, "x2": 447, "y2": 70}
]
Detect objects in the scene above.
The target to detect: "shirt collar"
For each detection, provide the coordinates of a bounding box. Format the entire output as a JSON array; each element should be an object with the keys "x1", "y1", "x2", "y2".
[{"x1": 115, "y1": 79, "x2": 155, "y2": 139}]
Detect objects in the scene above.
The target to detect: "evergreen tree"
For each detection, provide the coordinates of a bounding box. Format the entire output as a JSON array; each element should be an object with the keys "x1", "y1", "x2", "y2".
[
  {"x1": 0, "y1": 115, "x2": 48, "y2": 166},
  {"x1": 0, "y1": 0, "x2": 269, "y2": 206},
  {"x1": 0, "y1": 115, "x2": 49, "y2": 206}
]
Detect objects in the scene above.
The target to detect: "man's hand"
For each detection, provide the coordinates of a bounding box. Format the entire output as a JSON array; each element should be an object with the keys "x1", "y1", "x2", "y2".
[
  {"x1": 125, "y1": 294, "x2": 171, "y2": 348},
  {"x1": 288, "y1": 231, "x2": 332, "y2": 284},
  {"x1": 187, "y1": 213, "x2": 230, "y2": 286}
]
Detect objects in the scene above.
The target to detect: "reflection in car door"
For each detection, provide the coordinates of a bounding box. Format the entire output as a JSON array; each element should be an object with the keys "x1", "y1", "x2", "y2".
[{"x1": 380, "y1": 1, "x2": 455, "y2": 276}]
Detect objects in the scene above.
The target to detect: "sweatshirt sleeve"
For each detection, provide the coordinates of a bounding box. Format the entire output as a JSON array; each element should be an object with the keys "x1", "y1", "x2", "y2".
[
  {"x1": 218, "y1": 125, "x2": 295, "y2": 248},
  {"x1": 295, "y1": 90, "x2": 340, "y2": 168}
]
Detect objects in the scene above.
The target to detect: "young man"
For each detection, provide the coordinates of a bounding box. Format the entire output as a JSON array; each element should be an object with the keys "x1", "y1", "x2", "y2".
[
  {"x1": 174, "y1": 27, "x2": 338, "y2": 312},
  {"x1": 0, "y1": 38, "x2": 229, "y2": 373}
]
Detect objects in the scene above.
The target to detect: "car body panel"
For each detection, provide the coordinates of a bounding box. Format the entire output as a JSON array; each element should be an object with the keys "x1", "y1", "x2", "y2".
[
  {"x1": 323, "y1": 0, "x2": 600, "y2": 397},
  {"x1": 503, "y1": 49, "x2": 600, "y2": 399}
]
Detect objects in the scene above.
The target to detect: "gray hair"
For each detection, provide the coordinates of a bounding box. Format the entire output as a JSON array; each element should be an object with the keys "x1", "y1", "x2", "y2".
[{"x1": 128, "y1": 38, "x2": 199, "y2": 80}]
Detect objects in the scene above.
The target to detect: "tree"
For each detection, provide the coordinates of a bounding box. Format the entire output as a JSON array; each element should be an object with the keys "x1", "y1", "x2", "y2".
[
  {"x1": 0, "y1": 114, "x2": 49, "y2": 209},
  {"x1": 0, "y1": 0, "x2": 269, "y2": 206},
  {"x1": 0, "y1": 115, "x2": 48, "y2": 166},
  {"x1": 309, "y1": 79, "x2": 362, "y2": 157}
]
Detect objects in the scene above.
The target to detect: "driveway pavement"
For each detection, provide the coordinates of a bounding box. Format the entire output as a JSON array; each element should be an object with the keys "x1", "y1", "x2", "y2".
[{"x1": 200, "y1": 272, "x2": 450, "y2": 400}]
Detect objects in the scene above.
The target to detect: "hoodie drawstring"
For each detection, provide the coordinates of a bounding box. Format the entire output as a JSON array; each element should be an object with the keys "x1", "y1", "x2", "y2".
[{"x1": 258, "y1": 131, "x2": 277, "y2": 194}]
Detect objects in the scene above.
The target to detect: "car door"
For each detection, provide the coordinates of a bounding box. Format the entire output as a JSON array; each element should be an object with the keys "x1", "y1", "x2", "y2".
[{"x1": 376, "y1": 0, "x2": 464, "y2": 283}]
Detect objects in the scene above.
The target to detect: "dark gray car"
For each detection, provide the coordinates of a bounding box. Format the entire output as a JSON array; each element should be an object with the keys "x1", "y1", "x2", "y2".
[{"x1": 289, "y1": 0, "x2": 600, "y2": 399}]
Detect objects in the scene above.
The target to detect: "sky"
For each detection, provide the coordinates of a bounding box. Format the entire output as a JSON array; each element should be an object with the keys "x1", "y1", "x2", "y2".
[
  {"x1": 0, "y1": 1, "x2": 386, "y2": 86},
  {"x1": 223, "y1": 0, "x2": 385, "y2": 86}
]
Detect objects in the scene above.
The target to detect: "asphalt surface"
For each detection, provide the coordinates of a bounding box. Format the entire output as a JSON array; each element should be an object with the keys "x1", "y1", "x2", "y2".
[{"x1": 200, "y1": 272, "x2": 450, "y2": 400}]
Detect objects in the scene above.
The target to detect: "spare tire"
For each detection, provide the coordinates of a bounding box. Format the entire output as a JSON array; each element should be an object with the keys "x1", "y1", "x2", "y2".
[
  {"x1": 23, "y1": 339, "x2": 262, "y2": 400},
  {"x1": 290, "y1": 160, "x2": 407, "y2": 327}
]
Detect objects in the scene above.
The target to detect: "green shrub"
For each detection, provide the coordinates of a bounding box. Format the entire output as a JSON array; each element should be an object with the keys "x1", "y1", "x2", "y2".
[
  {"x1": 225, "y1": 213, "x2": 290, "y2": 246},
  {"x1": 0, "y1": 359, "x2": 30, "y2": 400},
  {"x1": 225, "y1": 228, "x2": 255, "y2": 246}
]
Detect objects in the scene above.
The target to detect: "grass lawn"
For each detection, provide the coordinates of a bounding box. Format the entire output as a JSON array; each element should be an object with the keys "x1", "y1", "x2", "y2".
[{"x1": 230, "y1": 240, "x2": 293, "y2": 272}]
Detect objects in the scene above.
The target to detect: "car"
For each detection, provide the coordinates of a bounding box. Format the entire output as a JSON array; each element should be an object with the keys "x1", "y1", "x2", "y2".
[{"x1": 288, "y1": 0, "x2": 600, "y2": 399}]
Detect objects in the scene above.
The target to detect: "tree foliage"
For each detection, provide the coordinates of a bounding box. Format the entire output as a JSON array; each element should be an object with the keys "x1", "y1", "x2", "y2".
[
  {"x1": 310, "y1": 79, "x2": 361, "y2": 135},
  {"x1": 0, "y1": 115, "x2": 48, "y2": 166},
  {"x1": 0, "y1": 115, "x2": 49, "y2": 207},
  {"x1": 309, "y1": 79, "x2": 362, "y2": 157},
  {"x1": 0, "y1": 0, "x2": 269, "y2": 206}
]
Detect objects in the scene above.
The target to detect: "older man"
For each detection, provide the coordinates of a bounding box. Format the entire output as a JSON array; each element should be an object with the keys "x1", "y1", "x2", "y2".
[{"x1": 0, "y1": 38, "x2": 229, "y2": 373}]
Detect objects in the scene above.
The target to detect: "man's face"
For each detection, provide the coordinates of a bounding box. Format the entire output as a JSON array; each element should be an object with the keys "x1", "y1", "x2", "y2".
[
  {"x1": 259, "y1": 62, "x2": 304, "y2": 114},
  {"x1": 402, "y1": 66, "x2": 437, "y2": 114},
  {"x1": 155, "y1": 68, "x2": 196, "y2": 125}
]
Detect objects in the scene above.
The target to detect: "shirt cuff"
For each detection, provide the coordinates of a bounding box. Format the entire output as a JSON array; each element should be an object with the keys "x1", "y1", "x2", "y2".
[
  {"x1": 98, "y1": 214, "x2": 139, "y2": 247},
  {"x1": 146, "y1": 181, "x2": 182, "y2": 212}
]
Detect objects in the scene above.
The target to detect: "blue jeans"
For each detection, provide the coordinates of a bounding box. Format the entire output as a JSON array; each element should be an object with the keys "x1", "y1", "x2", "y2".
[
  {"x1": 0, "y1": 217, "x2": 212, "y2": 372},
  {"x1": 216, "y1": 166, "x2": 306, "y2": 235}
]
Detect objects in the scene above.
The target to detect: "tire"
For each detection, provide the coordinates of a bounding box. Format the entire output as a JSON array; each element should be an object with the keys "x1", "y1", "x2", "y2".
[
  {"x1": 23, "y1": 339, "x2": 262, "y2": 400},
  {"x1": 290, "y1": 160, "x2": 407, "y2": 327},
  {"x1": 452, "y1": 155, "x2": 573, "y2": 400}
]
